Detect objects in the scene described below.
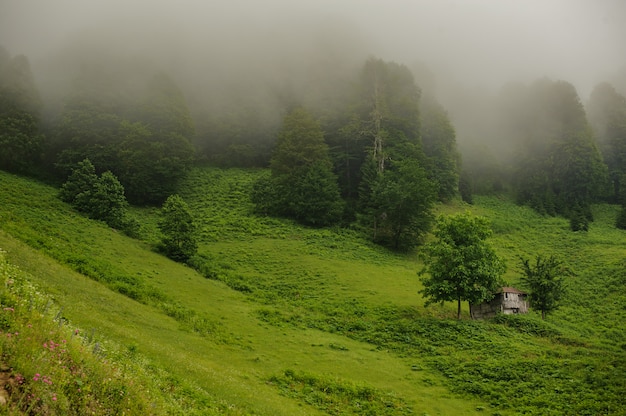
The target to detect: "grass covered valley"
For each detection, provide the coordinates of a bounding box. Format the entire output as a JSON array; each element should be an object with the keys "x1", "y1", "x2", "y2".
[{"x1": 0, "y1": 167, "x2": 625, "y2": 415}]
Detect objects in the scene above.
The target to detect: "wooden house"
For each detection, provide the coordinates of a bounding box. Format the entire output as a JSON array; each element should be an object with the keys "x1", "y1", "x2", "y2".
[{"x1": 470, "y1": 287, "x2": 529, "y2": 319}]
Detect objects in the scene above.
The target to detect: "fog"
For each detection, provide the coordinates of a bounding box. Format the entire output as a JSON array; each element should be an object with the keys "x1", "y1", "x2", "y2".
[{"x1": 2, "y1": 0, "x2": 625, "y2": 137}]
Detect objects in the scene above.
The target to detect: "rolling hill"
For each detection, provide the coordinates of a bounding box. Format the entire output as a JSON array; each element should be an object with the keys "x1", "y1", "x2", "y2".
[{"x1": 0, "y1": 167, "x2": 625, "y2": 415}]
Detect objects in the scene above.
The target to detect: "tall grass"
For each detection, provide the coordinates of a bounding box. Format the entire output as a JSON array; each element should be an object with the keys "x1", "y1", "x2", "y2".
[{"x1": 0, "y1": 250, "x2": 202, "y2": 415}]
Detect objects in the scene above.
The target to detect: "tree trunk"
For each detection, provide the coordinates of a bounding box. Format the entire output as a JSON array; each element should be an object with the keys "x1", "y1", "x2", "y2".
[
  {"x1": 457, "y1": 297, "x2": 461, "y2": 319},
  {"x1": 372, "y1": 68, "x2": 385, "y2": 173},
  {"x1": 541, "y1": 310, "x2": 546, "y2": 320}
]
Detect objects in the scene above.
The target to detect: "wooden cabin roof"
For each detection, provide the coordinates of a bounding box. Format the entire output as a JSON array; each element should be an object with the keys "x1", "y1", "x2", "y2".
[{"x1": 497, "y1": 286, "x2": 527, "y2": 295}]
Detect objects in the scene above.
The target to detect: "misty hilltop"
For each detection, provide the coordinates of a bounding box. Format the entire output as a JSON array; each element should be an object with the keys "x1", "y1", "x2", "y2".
[
  {"x1": 2, "y1": 0, "x2": 626, "y2": 101},
  {"x1": 1, "y1": 0, "x2": 626, "y2": 232}
]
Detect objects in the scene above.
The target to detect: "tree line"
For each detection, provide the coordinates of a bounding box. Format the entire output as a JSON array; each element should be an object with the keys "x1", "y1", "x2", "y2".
[{"x1": 1, "y1": 45, "x2": 625, "y2": 248}]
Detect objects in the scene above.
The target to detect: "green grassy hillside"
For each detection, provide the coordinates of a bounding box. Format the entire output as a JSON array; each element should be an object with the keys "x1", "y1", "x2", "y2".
[{"x1": 0, "y1": 167, "x2": 625, "y2": 415}]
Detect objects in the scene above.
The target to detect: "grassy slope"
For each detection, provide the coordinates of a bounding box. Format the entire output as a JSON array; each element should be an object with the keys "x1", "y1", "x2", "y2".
[
  {"x1": 0, "y1": 170, "x2": 483, "y2": 414},
  {"x1": 1, "y1": 167, "x2": 625, "y2": 415}
]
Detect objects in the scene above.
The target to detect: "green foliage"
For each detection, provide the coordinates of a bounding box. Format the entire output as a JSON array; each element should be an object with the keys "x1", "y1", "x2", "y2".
[
  {"x1": 250, "y1": 170, "x2": 284, "y2": 217},
  {"x1": 491, "y1": 312, "x2": 562, "y2": 337},
  {"x1": 2, "y1": 168, "x2": 626, "y2": 415},
  {"x1": 616, "y1": 206, "x2": 626, "y2": 229},
  {"x1": 420, "y1": 212, "x2": 505, "y2": 318},
  {"x1": 256, "y1": 107, "x2": 344, "y2": 226},
  {"x1": 270, "y1": 107, "x2": 329, "y2": 176},
  {"x1": 587, "y1": 82, "x2": 626, "y2": 203},
  {"x1": 58, "y1": 158, "x2": 99, "y2": 204},
  {"x1": 519, "y1": 255, "x2": 567, "y2": 319},
  {"x1": 509, "y1": 80, "x2": 609, "y2": 223},
  {"x1": 0, "y1": 251, "x2": 166, "y2": 414},
  {"x1": 0, "y1": 112, "x2": 43, "y2": 174},
  {"x1": 364, "y1": 158, "x2": 436, "y2": 250},
  {"x1": 420, "y1": 95, "x2": 460, "y2": 201},
  {"x1": 569, "y1": 203, "x2": 590, "y2": 231},
  {"x1": 269, "y1": 369, "x2": 413, "y2": 415},
  {"x1": 341, "y1": 58, "x2": 441, "y2": 247},
  {"x1": 59, "y1": 159, "x2": 129, "y2": 230},
  {"x1": 114, "y1": 121, "x2": 195, "y2": 205},
  {"x1": 158, "y1": 194, "x2": 198, "y2": 262},
  {"x1": 49, "y1": 70, "x2": 195, "y2": 205},
  {"x1": 87, "y1": 171, "x2": 128, "y2": 229},
  {"x1": 0, "y1": 51, "x2": 43, "y2": 175},
  {"x1": 458, "y1": 172, "x2": 473, "y2": 204},
  {"x1": 286, "y1": 162, "x2": 345, "y2": 226},
  {"x1": 327, "y1": 58, "x2": 424, "y2": 212},
  {"x1": 136, "y1": 72, "x2": 195, "y2": 141}
]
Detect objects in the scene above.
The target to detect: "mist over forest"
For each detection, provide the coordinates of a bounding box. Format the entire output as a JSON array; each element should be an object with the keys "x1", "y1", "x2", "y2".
[
  {"x1": 3, "y1": 4, "x2": 626, "y2": 414},
  {"x1": 3, "y1": 0, "x2": 626, "y2": 124},
  {"x1": 2, "y1": 0, "x2": 626, "y2": 240}
]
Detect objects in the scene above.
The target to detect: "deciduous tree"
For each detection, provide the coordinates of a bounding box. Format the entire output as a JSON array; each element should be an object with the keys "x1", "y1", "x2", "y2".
[
  {"x1": 519, "y1": 255, "x2": 567, "y2": 319},
  {"x1": 420, "y1": 212, "x2": 505, "y2": 319}
]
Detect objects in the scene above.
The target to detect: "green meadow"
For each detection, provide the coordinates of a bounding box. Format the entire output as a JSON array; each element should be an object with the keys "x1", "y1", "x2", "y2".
[{"x1": 0, "y1": 167, "x2": 625, "y2": 415}]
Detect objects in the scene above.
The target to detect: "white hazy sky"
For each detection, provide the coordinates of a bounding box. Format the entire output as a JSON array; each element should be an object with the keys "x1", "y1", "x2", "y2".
[{"x1": 1, "y1": 0, "x2": 624, "y2": 95}]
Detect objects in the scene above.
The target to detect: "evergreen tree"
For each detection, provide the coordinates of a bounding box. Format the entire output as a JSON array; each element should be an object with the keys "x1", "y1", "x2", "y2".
[
  {"x1": 270, "y1": 107, "x2": 331, "y2": 175},
  {"x1": 59, "y1": 159, "x2": 99, "y2": 205},
  {"x1": 114, "y1": 121, "x2": 195, "y2": 205},
  {"x1": 287, "y1": 161, "x2": 344, "y2": 226},
  {"x1": 345, "y1": 58, "x2": 436, "y2": 246},
  {"x1": 59, "y1": 159, "x2": 129, "y2": 230},
  {"x1": 458, "y1": 172, "x2": 473, "y2": 204},
  {"x1": 158, "y1": 195, "x2": 198, "y2": 262},
  {"x1": 136, "y1": 72, "x2": 195, "y2": 141},
  {"x1": 89, "y1": 171, "x2": 128, "y2": 229},
  {"x1": 51, "y1": 70, "x2": 195, "y2": 205},
  {"x1": 255, "y1": 107, "x2": 343, "y2": 226},
  {"x1": 511, "y1": 80, "x2": 608, "y2": 225},
  {"x1": 0, "y1": 50, "x2": 43, "y2": 174},
  {"x1": 587, "y1": 83, "x2": 626, "y2": 203},
  {"x1": 616, "y1": 206, "x2": 626, "y2": 230},
  {"x1": 368, "y1": 159, "x2": 436, "y2": 250},
  {"x1": 420, "y1": 95, "x2": 460, "y2": 201}
]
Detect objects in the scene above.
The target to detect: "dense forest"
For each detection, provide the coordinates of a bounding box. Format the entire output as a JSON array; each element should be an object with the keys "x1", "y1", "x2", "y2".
[{"x1": 1, "y1": 41, "x2": 626, "y2": 249}]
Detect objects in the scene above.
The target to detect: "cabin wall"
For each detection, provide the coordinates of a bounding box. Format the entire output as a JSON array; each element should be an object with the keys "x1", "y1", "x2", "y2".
[{"x1": 470, "y1": 292, "x2": 529, "y2": 319}]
